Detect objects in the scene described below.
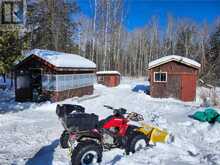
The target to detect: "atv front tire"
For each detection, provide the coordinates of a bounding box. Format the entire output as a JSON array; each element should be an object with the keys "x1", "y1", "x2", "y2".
[
  {"x1": 126, "y1": 133, "x2": 149, "y2": 154},
  {"x1": 60, "y1": 130, "x2": 69, "y2": 149},
  {"x1": 71, "y1": 140, "x2": 102, "y2": 165}
]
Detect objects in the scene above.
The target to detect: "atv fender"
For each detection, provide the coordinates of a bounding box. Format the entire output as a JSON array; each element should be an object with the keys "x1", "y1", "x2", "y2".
[{"x1": 77, "y1": 130, "x2": 102, "y2": 144}]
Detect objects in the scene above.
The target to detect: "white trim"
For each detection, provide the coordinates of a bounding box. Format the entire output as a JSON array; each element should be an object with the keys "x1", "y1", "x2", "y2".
[{"x1": 154, "y1": 72, "x2": 167, "y2": 83}]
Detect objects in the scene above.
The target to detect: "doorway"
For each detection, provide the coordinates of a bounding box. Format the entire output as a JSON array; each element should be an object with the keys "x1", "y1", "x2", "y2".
[{"x1": 30, "y1": 68, "x2": 42, "y2": 102}]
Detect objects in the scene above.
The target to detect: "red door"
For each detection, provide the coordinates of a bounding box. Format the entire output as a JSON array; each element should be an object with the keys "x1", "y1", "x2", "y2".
[
  {"x1": 181, "y1": 74, "x2": 196, "y2": 101},
  {"x1": 109, "y1": 76, "x2": 116, "y2": 86}
]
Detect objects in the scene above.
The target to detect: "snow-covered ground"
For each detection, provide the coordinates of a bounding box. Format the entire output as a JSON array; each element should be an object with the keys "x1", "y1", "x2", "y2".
[{"x1": 0, "y1": 77, "x2": 220, "y2": 165}]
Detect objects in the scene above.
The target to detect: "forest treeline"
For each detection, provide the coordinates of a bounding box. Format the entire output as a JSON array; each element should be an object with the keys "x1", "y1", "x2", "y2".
[{"x1": 0, "y1": 0, "x2": 220, "y2": 85}]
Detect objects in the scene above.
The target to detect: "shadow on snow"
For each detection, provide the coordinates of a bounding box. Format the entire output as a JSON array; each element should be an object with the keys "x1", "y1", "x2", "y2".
[
  {"x1": 106, "y1": 154, "x2": 123, "y2": 165},
  {"x1": 0, "y1": 90, "x2": 47, "y2": 114},
  {"x1": 25, "y1": 139, "x2": 59, "y2": 165}
]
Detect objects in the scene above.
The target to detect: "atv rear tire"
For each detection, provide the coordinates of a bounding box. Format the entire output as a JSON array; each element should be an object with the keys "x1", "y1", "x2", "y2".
[
  {"x1": 60, "y1": 130, "x2": 69, "y2": 149},
  {"x1": 71, "y1": 140, "x2": 102, "y2": 165},
  {"x1": 126, "y1": 133, "x2": 149, "y2": 154}
]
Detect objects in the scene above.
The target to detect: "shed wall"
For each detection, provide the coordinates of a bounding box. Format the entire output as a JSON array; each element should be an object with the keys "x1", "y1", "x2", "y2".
[
  {"x1": 97, "y1": 74, "x2": 120, "y2": 87},
  {"x1": 148, "y1": 61, "x2": 198, "y2": 101},
  {"x1": 43, "y1": 86, "x2": 93, "y2": 102}
]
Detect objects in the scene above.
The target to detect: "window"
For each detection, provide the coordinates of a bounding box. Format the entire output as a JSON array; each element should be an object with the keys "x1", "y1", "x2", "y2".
[
  {"x1": 2, "y1": 1, "x2": 24, "y2": 24},
  {"x1": 48, "y1": 75, "x2": 56, "y2": 91},
  {"x1": 42, "y1": 74, "x2": 56, "y2": 91},
  {"x1": 154, "y1": 72, "x2": 167, "y2": 82},
  {"x1": 42, "y1": 74, "x2": 95, "y2": 91},
  {"x1": 97, "y1": 76, "x2": 104, "y2": 82}
]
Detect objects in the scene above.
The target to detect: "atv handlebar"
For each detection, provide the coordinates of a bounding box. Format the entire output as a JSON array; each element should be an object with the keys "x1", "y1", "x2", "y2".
[
  {"x1": 103, "y1": 105, "x2": 144, "y2": 121},
  {"x1": 103, "y1": 105, "x2": 114, "y2": 110},
  {"x1": 104, "y1": 105, "x2": 127, "y2": 115}
]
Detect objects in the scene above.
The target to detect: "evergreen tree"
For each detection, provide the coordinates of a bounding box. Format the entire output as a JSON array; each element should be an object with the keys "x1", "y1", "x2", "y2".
[
  {"x1": 205, "y1": 23, "x2": 220, "y2": 84},
  {"x1": 27, "y1": 0, "x2": 79, "y2": 52},
  {"x1": 0, "y1": 30, "x2": 26, "y2": 84}
]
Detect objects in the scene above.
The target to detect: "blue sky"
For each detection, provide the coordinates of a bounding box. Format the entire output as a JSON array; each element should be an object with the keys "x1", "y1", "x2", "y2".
[{"x1": 76, "y1": 0, "x2": 220, "y2": 30}]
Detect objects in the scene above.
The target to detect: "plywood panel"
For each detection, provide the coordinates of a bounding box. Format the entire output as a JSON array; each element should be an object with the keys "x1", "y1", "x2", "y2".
[{"x1": 167, "y1": 75, "x2": 181, "y2": 99}]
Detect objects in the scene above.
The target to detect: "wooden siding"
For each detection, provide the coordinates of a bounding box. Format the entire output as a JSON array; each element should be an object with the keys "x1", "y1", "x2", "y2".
[
  {"x1": 43, "y1": 86, "x2": 94, "y2": 102},
  {"x1": 97, "y1": 74, "x2": 120, "y2": 87},
  {"x1": 148, "y1": 61, "x2": 198, "y2": 101}
]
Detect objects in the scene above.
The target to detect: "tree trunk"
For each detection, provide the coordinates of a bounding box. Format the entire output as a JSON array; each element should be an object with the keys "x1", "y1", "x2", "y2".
[
  {"x1": 92, "y1": 0, "x2": 97, "y2": 62},
  {"x1": 10, "y1": 72, "x2": 13, "y2": 89},
  {"x1": 103, "y1": 1, "x2": 109, "y2": 70},
  {"x1": 2, "y1": 74, "x2": 6, "y2": 83}
]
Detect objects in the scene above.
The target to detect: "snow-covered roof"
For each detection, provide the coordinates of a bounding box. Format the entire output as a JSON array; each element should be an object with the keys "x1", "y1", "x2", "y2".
[
  {"x1": 148, "y1": 55, "x2": 201, "y2": 69},
  {"x1": 25, "y1": 49, "x2": 96, "y2": 68},
  {"x1": 96, "y1": 71, "x2": 120, "y2": 75}
]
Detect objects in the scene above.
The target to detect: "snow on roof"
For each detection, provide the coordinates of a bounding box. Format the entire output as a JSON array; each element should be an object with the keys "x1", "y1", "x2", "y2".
[
  {"x1": 148, "y1": 55, "x2": 201, "y2": 69},
  {"x1": 26, "y1": 49, "x2": 96, "y2": 68},
  {"x1": 96, "y1": 71, "x2": 120, "y2": 75}
]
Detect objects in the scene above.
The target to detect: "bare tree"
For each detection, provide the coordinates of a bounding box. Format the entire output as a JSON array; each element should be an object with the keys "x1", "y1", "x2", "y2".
[{"x1": 77, "y1": 1, "x2": 219, "y2": 79}]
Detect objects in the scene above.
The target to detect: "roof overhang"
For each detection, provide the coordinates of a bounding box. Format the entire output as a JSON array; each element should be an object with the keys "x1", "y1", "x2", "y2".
[
  {"x1": 15, "y1": 54, "x2": 97, "y2": 72},
  {"x1": 148, "y1": 55, "x2": 201, "y2": 70}
]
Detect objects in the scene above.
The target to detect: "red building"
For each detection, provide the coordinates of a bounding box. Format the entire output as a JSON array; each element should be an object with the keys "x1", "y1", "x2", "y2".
[
  {"x1": 96, "y1": 71, "x2": 120, "y2": 87},
  {"x1": 14, "y1": 49, "x2": 96, "y2": 102},
  {"x1": 148, "y1": 55, "x2": 200, "y2": 101}
]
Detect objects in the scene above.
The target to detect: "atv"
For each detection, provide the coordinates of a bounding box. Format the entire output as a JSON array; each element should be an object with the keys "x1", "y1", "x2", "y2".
[{"x1": 56, "y1": 104, "x2": 168, "y2": 165}]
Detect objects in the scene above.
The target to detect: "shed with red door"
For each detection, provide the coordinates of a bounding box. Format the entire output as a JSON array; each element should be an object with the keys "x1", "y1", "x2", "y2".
[
  {"x1": 96, "y1": 71, "x2": 120, "y2": 87},
  {"x1": 147, "y1": 55, "x2": 201, "y2": 101}
]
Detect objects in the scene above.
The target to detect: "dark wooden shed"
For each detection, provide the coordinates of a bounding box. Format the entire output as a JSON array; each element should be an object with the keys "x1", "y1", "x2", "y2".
[
  {"x1": 96, "y1": 71, "x2": 120, "y2": 87},
  {"x1": 14, "y1": 49, "x2": 96, "y2": 102},
  {"x1": 148, "y1": 55, "x2": 201, "y2": 101}
]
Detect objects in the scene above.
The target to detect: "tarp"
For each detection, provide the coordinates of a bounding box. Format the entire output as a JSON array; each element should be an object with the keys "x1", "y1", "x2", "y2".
[
  {"x1": 132, "y1": 85, "x2": 150, "y2": 94},
  {"x1": 190, "y1": 111, "x2": 207, "y2": 122},
  {"x1": 190, "y1": 108, "x2": 220, "y2": 123},
  {"x1": 216, "y1": 116, "x2": 220, "y2": 123},
  {"x1": 204, "y1": 108, "x2": 219, "y2": 123}
]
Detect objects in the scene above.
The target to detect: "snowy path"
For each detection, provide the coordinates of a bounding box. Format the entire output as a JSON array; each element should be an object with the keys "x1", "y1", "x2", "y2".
[{"x1": 0, "y1": 79, "x2": 220, "y2": 165}]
